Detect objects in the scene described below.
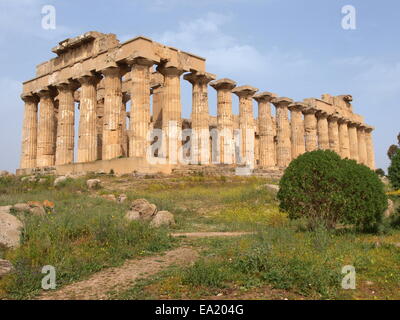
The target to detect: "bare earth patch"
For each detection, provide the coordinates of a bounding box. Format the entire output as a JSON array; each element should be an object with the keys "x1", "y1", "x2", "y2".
[
  {"x1": 37, "y1": 247, "x2": 198, "y2": 300},
  {"x1": 171, "y1": 232, "x2": 253, "y2": 238}
]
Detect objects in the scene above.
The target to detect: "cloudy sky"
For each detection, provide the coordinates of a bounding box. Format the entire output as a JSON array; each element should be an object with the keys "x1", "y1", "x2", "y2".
[{"x1": 0, "y1": 0, "x2": 399, "y2": 172}]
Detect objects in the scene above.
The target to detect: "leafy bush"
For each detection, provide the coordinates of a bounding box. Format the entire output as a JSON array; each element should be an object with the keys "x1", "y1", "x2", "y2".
[
  {"x1": 375, "y1": 168, "x2": 385, "y2": 177},
  {"x1": 388, "y1": 149, "x2": 400, "y2": 190},
  {"x1": 277, "y1": 150, "x2": 387, "y2": 232}
]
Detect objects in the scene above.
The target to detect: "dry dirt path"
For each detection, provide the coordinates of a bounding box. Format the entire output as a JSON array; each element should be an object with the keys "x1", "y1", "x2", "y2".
[{"x1": 37, "y1": 231, "x2": 251, "y2": 300}]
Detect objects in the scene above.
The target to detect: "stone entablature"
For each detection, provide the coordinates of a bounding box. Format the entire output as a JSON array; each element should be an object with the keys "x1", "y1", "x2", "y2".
[{"x1": 19, "y1": 31, "x2": 376, "y2": 174}]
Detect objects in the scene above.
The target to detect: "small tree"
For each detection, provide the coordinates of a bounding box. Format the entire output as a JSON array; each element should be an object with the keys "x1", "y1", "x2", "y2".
[
  {"x1": 387, "y1": 145, "x2": 399, "y2": 160},
  {"x1": 375, "y1": 168, "x2": 385, "y2": 177},
  {"x1": 278, "y1": 150, "x2": 387, "y2": 232},
  {"x1": 388, "y1": 149, "x2": 400, "y2": 190}
]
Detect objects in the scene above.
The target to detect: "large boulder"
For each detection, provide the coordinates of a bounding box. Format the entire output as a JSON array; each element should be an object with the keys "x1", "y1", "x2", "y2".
[
  {"x1": 129, "y1": 199, "x2": 157, "y2": 221},
  {"x1": 54, "y1": 176, "x2": 67, "y2": 187},
  {"x1": 0, "y1": 211, "x2": 23, "y2": 248},
  {"x1": 117, "y1": 194, "x2": 128, "y2": 203},
  {"x1": 0, "y1": 259, "x2": 14, "y2": 277},
  {"x1": 87, "y1": 179, "x2": 101, "y2": 189},
  {"x1": 124, "y1": 210, "x2": 141, "y2": 222},
  {"x1": 27, "y1": 201, "x2": 46, "y2": 216},
  {"x1": 150, "y1": 211, "x2": 175, "y2": 228}
]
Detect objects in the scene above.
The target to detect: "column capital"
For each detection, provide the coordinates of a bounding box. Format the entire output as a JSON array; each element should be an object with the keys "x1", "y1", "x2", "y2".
[
  {"x1": 356, "y1": 123, "x2": 367, "y2": 130},
  {"x1": 302, "y1": 106, "x2": 318, "y2": 115},
  {"x1": 156, "y1": 64, "x2": 185, "y2": 77},
  {"x1": 100, "y1": 65, "x2": 122, "y2": 77},
  {"x1": 364, "y1": 125, "x2": 374, "y2": 133},
  {"x1": 36, "y1": 88, "x2": 56, "y2": 98},
  {"x1": 210, "y1": 78, "x2": 236, "y2": 91},
  {"x1": 232, "y1": 85, "x2": 258, "y2": 98},
  {"x1": 183, "y1": 71, "x2": 216, "y2": 85},
  {"x1": 315, "y1": 110, "x2": 329, "y2": 119},
  {"x1": 337, "y1": 117, "x2": 350, "y2": 124},
  {"x1": 20, "y1": 93, "x2": 39, "y2": 104},
  {"x1": 288, "y1": 101, "x2": 308, "y2": 112},
  {"x1": 348, "y1": 121, "x2": 359, "y2": 128},
  {"x1": 126, "y1": 55, "x2": 155, "y2": 67},
  {"x1": 327, "y1": 113, "x2": 341, "y2": 122},
  {"x1": 56, "y1": 80, "x2": 80, "y2": 92},
  {"x1": 253, "y1": 91, "x2": 277, "y2": 103},
  {"x1": 271, "y1": 97, "x2": 293, "y2": 107},
  {"x1": 77, "y1": 72, "x2": 102, "y2": 85}
]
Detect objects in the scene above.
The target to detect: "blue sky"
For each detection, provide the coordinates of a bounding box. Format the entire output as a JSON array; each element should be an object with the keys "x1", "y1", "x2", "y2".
[{"x1": 0, "y1": 0, "x2": 399, "y2": 172}]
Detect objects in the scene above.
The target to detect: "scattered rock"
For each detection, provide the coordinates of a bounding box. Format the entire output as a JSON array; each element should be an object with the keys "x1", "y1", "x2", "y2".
[
  {"x1": 87, "y1": 179, "x2": 101, "y2": 189},
  {"x1": 27, "y1": 201, "x2": 46, "y2": 216},
  {"x1": 130, "y1": 199, "x2": 157, "y2": 221},
  {"x1": 0, "y1": 259, "x2": 14, "y2": 277},
  {"x1": 394, "y1": 243, "x2": 400, "y2": 248},
  {"x1": 0, "y1": 211, "x2": 23, "y2": 248},
  {"x1": 102, "y1": 194, "x2": 117, "y2": 202},
  {"x1": 265, "y1": 184, "x2": 280, "y2": 193},
  {"x1": 365, "y1": 281, "x2": 374, "y2": 286},
  {"x1": 43, "y1": 200, "x2": 55, "y2": 209},
  {"x1": 38, "y1": 178, "x2": 47, "y2": 184},
  {"x1": 380, "y1": 176, "x2": 390, "y2": 185},
  {"x1": 384, "y1": 199, "x2": 395, "y2": 218},
  {"x1": 12, "y1": 203, "x2": 31, "y2": 212},
  {"x1": 117, "y1": 194, "x2": 128, "y2": 203},
  {"x1": 0, "y1": 170, "x2": 10, "y2": 177},
  {"x1": 21, "y1": 176, "x2": 37, "y2": 182},
  {"x1": 150, "y1": 211, "x2": 175, "y2": 228},
  {"x1": 0, "y1": 206, "x2": 12, "y2": 215},
  {"x1": 124, "y1": 210, "x2": 141, "y2": 222},
  {"x1": 54, "y1": 176, "x2": 67, "y2": 187}
]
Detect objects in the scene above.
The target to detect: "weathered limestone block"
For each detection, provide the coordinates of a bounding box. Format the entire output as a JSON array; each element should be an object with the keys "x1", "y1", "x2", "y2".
[
  {"x1": 157, "y1": 64, "x2": 185, "y2": 163},
  {"x1": 272, "y1": 97, "x2": 293, "y2": 167},
  {"x1": 316, "y1": 110, "x2": 329, "y2": 150},
  {"x1": 150, "y1": 210, "x2": 175, "y2": 228},
  {"x1": 210, "y1": 78, "x2": 237, "y2": 165},
  {"x1": 348, "y1": 122, "x2": 359, "y2": 162},
  {"x1": 36, "y1": 89, "x2": 57, "y2": 167},
  {"x1": 101, "y1": 66, "x2": 124, "y2": 160},
  {"x1": 357, "y1": 124, "x2": 368, "y2": 165},
  {"x1": 303, "y1": 107, "x2": 318, "y2": 152},
  {"x1": 338, "y1": 118, "x2": 351, "y2": 158},
  {"x1": 254, "y1": 92, "x2": 277, "y2": 167},
  {"x1": 77, "y1": 74, "x2": 101, "y2": 163},
  {"x1": 328, "y1": 114, "x2": 340, "y2": 155},
  {"x1": 365, "y1": 125, "x2": 375, "y2": 169},
  {"x1": 20, "y1": 94, "x2": 39, "y2": 169},
  {"x1": 128, "y1": 57, "x2": 154, "y2": 158},
  {"x1": 184, "y1": 71, "x2": 216, "y2": 164},
  {"x1": 55, "y1": 81, "x2": 78, "y2": 165},
  {"x1": 233, "y1": 85, "x2": 259, "y2": 167},
  {"x1": 0, "y1": 210, "x2": 23, "y2": 248},
  {"x1": 288, "y1": 102, "x2": 306, "y2": 159}
]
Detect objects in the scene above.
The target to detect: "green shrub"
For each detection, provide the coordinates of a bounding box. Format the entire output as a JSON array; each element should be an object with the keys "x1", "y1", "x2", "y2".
[
  {"x1": 388, "y1": 149, "x2": 400, "y2": 190},
  {"x1": 277, "y1": 150, "x2": 387, "y2": 232}
]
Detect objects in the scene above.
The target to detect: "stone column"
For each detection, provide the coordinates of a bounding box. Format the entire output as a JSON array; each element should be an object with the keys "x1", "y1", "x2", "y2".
[
  {"x1": 232, "y1": 85, "x2": 259, "y2": 167},
  {"x1": 303, "y1": 107, "x2": 318, "y2": 152},
  {"x1": 184, "y1": 71, "x2": 216, "y2": 164},
  {"x1": 365, "y1": 126, "x2": 375, "y2": 169},
  {"x1": 96, "y1": 94, "x2": 104, "y2": 161},
  {"x1": 122, "y1": 92, "x2": 130, "y2": 157},
  {"x1": 272, "y1": 97, "x2": 293, "y2": 167},
  {"x1": 210, "y1": 78, "x2": 236, "y2": 165},
  {"x1": 128, "y1": 57, "x2": 154, "y2": 158},
  {"x1": 348, "y1": 122, "x2": 359, "y2": 162},
  {"x1": 253, "y1": 92, "x2": 277, "y2": 168},
  {"x1": 328, "y1": 114, "x2": 340, "y2": 155},
  {"x1": 101, "y1": 66, "x2": 123, "y2": 160},
  {"x1": 357, "y1": 124, "x2": 368, "y2": 165},
  {"x1": 316, "y1": 110, "x2": 329, "y2": 150},
  {"x1": 157, "y1": 64, "x2": 184, "y2": 163},
  {"x1": 20, "y1": 94, "x2": 39, "y2": 169},
  {"x1": 288, "y1": 102, "x2": 306, "y2": 159},
  {"x1": 55, "y1": 81, "x2": 78, "y2": 165},
  {"x1": 77, "y1": 74, "x2": 100, "y2": 163},
  {"x1": 338, "y1": 118, "x2": 350, "y2": 159},
  {"x1": 36, "y1": 89, "x2": 57, "y2": 167}
]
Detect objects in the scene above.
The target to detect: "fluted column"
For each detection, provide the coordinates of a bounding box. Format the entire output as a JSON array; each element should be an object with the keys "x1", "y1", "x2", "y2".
[
  {"x1": 233, "y1": 86, "x2": 259, "y2": 167},
  {"x1": 77, "y1": 75, "x2": 100, "y2": 163},
  {"x1": 101, "y1": 66, "x2": 123, "y2": 160},
  {"x1": 348, "y1": 122, "x2": 359, "y2": 162},
  {"x1": 272, "y1": 97, "x2": 293, "y2": 167},
  {"x1": 316, "y1": 111, "x2": 329, "y2": 150},
  {"x1": 20, "y1": 94, "x2": 39, "y2": 169},
  {"x1": 185, "y1": 71, "x2": 216, "y2": 164},
  {"x1": 152, "y1": 86, "x2": 164, "y2": 130},
  {"x1": 253, "y1": 92, "x2": 277, "y2": 167},
  {"x1": 210, "y1": 78, "x2": 236, "y2": 165},
  {"x1": 303, "y1": 107, "x2": 318, "y2": 152},
  {"x1": 157, "y1": 64, "x2": 184, "y2": 163},
  {"x1": 36, "y1": 89, "x2": 56, "y2": 167},
  {"x1": 288, "y1": 102, "x2": 306, "y2": 159},
  {"x1": 357, "y1": 124, "x2": 368, "y2": 165},
  {"x1": 55, "y1": 82, "x2": 78, "y2": 165},
  {"x1": 328, "y1": 114, "x2": 340, "y2": 155},
  {"x1": 128, "y1": 57, "x2": 154, "y2": 158},
  {"x1": 338, "y1": 118, "x2": 350, "y2": 158},
  {"x1": 365, "y1": 126, "x2": 375, "y2": 169}
]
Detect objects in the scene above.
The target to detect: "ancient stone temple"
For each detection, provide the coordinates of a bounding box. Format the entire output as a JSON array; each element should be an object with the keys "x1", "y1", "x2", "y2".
[{"x1": 18, "y1": 31, "x2": 375, "y2": 176}]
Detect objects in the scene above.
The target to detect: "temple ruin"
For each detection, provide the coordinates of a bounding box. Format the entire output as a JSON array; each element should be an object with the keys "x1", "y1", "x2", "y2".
[{"x1": 18, "y1": 31, "x2": 375, "y2": 176}]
